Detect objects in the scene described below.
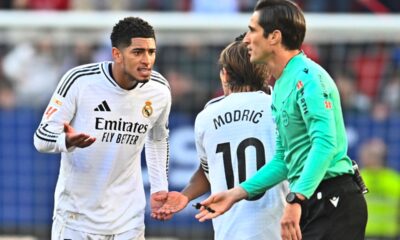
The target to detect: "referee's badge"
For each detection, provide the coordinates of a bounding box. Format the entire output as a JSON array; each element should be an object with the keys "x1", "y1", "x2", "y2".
[{"x1": 142, "y1": 101, "x2": 153, "y2": 118}]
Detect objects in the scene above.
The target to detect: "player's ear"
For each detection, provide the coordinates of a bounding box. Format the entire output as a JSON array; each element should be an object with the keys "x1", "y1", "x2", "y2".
[{"x1": 111, "y1": 47, "x2": 122, "y2": 62}]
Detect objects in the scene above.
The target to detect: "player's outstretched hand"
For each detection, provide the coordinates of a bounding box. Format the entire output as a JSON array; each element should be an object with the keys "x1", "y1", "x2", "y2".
[
  {"x1": 157, "y1": 191, "x2": 189, "y2": 215},
  {"x1": 64, "y1": 122, "x2": 96, "y2": 148},
  {"x1": 195, "y1": 187, "x2": 248, "y2": 222},
  {"x1": 150, "y1": 191, "x2": 173, "y2": 221}
]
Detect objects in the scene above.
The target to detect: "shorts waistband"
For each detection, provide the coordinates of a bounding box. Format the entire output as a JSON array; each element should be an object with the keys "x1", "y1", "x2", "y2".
[{"x1": 315, "y1": 174, "x2": 355, "y2": 193}]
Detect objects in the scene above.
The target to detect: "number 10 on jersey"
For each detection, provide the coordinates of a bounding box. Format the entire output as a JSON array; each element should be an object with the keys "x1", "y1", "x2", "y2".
[{"x1": 216, "y1": 137, "x2": 267, "y2": 201}]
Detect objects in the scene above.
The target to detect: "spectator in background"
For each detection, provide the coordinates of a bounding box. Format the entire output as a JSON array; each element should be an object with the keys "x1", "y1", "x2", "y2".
[
  {"x1": 239, "y1": 0, "x2": 258, "y2": 12},
  {"x1": 371, "y1": 101, "x2": 390, "y2": 122},
  {"x1": 71, "y1": 0, "x2": 188, "y2": 11},
  {"x1": 2, "y1": 39, "x2": 60, "y2": 108},
  {"x1": 92, "y1": 36, "x2": 112, "y2": 62},
  {"x1": 12, "y1": 0, "x2": 69, "y2": 10},
  {"x1": 157, "y1": 42, "x2": 221, "y2": 111},
  {"x1": 61, "y1": 40, "x2": 95, "y2": 74},
  {"x1": 381, "y1": 67, "x2": 400, "y2": 113},
  {"x1": 0, "y1": 78, "x2": 15, "y2": 109},
  {"x1": 351, "y1": 43, "x2": 389, "y2": 101},
  {"x1": 158, "y1": 42, "x2": 221, "y2": 89},
  {"x1": 145, "y1": 0, "x2": 189, "y2": 11},
  {"x1": 191, "y1": 0, "x2": 239, "y2": 13},
  {"x1": 0, "y1": 55, "x2": 16, "y2": 109},
  {"x1": 71, "y1": 0, "x2": 190, "y2": 11},
  {"x1": 336, "y1": 73, "x2": 371, "y2": 113},
  {"x1": 71, "y1": 0, "x2": 129, "y2": 11},
  {"x1": 164, "y1": 70, "x2": 208, "y2": 114},
  {"x1": 301, "y1": 0, "x2": 353, "y2": 12},
  {"x1": 359, "y1": 138, "x2": 400, "y2": 240}
]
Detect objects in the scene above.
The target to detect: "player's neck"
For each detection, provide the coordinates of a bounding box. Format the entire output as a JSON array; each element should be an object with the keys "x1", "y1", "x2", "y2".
[{"x1": 111, "y1": 63, "x2": 138, "y2": 90}]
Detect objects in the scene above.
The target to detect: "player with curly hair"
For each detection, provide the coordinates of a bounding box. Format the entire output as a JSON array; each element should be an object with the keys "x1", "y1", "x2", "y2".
[{"x1": 34, "y1": 17, "x2": 172, "y2": 240}]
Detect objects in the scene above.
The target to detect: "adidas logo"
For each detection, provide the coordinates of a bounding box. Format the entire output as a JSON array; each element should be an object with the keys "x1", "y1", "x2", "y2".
[{"x1": 94, "y1": 100, "x2": 111, "y2": 112}]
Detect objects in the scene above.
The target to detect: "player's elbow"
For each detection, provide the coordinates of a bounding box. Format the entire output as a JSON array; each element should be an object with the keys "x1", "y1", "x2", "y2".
[
  {"x1": 33, "y1": 134, "x2": 44, "y2": 152},
  {"x1": 33, "y1": 132, "x2": 51, "y2": 153}
]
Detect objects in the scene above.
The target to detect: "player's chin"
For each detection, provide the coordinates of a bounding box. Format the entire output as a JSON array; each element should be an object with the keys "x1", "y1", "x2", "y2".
[{"x1": 135, "y1": 75, "x2": 151, "y2": 81}]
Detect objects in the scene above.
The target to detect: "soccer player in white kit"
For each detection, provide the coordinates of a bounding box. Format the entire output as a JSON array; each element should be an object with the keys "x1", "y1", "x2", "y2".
[
  {"x1": 154, "y1": 36, "x2": 288, "y2": 240},
  {"x1": 33, "y1": 17, "x2": 171, "y2": 240}
]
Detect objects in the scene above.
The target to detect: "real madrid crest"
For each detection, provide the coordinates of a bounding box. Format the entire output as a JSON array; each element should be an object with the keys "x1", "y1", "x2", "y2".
[{"x1": 142, "y1": 101, "x2": 153, "y2": 118}]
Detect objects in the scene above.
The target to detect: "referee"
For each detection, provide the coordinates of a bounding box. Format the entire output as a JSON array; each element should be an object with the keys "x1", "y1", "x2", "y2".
[{"x1": 195, "y1": 1, "x2": 368, "y2": 240}]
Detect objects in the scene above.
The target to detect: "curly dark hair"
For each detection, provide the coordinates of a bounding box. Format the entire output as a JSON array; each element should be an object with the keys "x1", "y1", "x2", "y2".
[{"x1": 110, "y1": 17, "x2": 155, "y2": 49}]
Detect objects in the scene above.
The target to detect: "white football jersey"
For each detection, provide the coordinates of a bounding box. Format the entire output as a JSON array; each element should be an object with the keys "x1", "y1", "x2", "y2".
[
  {"x1": 195, "y1": 91, "x2": 288, "y2": 240},
  {"x1": 34, "y1": 62, "x2": 171, "y2": 234}
]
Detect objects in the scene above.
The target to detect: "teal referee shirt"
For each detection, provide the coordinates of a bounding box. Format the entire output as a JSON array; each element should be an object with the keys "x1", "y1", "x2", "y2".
[{"x1": 241, "y1": 52, "x2": 353, "y2": 198}]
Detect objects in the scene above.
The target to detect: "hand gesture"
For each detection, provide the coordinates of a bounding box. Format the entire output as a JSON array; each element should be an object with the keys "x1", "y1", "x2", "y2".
[
  {"x1": 157, "y1": 191, "x2": 189, "y2": 215},
  {"x1": 195, "y1": 187, "x2": 247, "y2": 222},
  {"x1": 150, "y1": 191, "x2": 173, "y2": 221},
  {"x1": 64, "y1": 122, "x2": 96, "y2": 148}
]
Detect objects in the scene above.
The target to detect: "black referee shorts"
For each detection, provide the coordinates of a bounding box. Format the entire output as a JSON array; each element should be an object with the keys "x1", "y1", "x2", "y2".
[{"x1": 300, "y1": 174, "x2": 368, "y2": 240}]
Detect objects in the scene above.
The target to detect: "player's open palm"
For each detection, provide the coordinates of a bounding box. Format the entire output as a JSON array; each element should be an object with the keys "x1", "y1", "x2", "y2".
[
  {"x1": 150, "y1": 191, "x2": 173, "y2": 221},
  {"x1": 157, "y1": 191, "x2": 189, "y2": 215},
  {"x1": 64, "y1": 122, "x2": 96, "y2": 148}
]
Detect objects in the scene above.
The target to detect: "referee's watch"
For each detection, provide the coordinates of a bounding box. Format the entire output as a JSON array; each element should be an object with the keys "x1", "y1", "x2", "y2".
[{"x1": 286, "y1": 192, "x2": 304, "y2": 205}]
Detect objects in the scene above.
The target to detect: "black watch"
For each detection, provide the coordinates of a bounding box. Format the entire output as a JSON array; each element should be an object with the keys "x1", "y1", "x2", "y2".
[{"x1": 286, "y1": 192, "x2": 303, "y2": 205}]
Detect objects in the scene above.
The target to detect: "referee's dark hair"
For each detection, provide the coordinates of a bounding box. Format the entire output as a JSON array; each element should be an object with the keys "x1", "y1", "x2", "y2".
[
  {"x1": 219, "y1": 39, "x2": 270, "y2": 93},
  {"x1": 110, "y1": 17, "x2": 156, "y2": 49},
  {"x1": 255, "y1": 0, "x2": 306, "y2": 50}
]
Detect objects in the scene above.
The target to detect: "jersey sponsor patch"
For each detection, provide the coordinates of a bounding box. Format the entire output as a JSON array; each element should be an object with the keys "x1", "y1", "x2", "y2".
[{"x1": 142, "y1": 101, "x2": 153, "y2": 118}]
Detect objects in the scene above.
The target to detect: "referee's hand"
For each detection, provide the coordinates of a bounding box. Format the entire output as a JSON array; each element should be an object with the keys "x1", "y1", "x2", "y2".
[
  {"x1": 195, "y1": 186, "x2": 247, "y2": 222},
  {"x1": 281, "y1": 203, "x2": 302, "y2": 240}
]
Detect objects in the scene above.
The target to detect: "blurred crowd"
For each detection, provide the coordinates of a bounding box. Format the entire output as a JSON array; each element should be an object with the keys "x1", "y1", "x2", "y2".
[
  {"x1": 0, "y1": 0, "x2": 399, "y2": 12},
  {"x1": 1, "y1": 40, "x2": 400, "y2": 115}
]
